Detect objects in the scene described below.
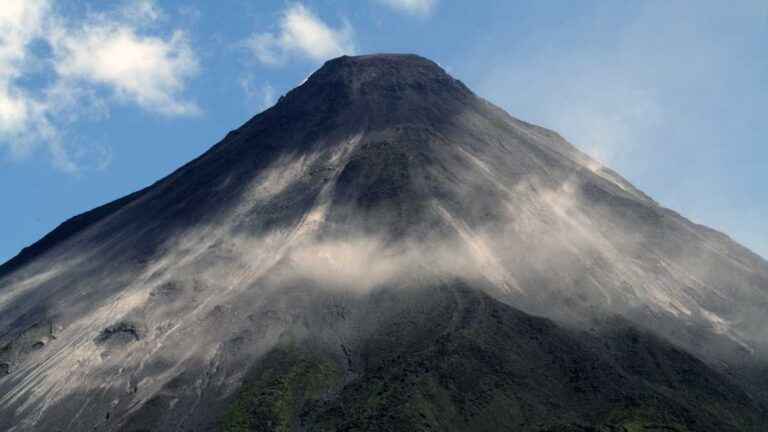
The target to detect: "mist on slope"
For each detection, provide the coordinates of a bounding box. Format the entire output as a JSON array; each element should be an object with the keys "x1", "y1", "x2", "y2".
[{"x1": 2, "y1": 104, "x2": 768, "y2": 429}]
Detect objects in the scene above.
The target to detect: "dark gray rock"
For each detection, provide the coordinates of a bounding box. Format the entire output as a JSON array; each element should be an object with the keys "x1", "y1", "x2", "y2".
[{"x1": 95, "y1": 321, "x2": 144, "y2": 345}]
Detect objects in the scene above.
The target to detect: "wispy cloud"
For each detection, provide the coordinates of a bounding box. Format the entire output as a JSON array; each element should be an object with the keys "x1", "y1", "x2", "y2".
[
  {"x1": 477, "y1": 45, "x2": 665, "y2": 170},
  {"x1": 474, "y1": 0, "x2": 767, "y2": 258},
  {"x1": 477, "y1": 2, "x2": 766, "y2": 169},
  {"x1": 119, "y1": 0, "x2": 164, "y2": 23},
  {"x1": 376, "y1": 0, "x2": 437, "y2": 16},
  {"x1": 245, "y1": 4, "x2": 355, "y2": 66},
  {"x1": 51, "y1": 26, "x2": 199, "y2": 116},
  {"x1": 240, "y1": 74, "x2": 276, "y2": 112},
  {"x1": 0, "y1": 0, "x2": 49, "y2": 140},
  {"x1": 0, "y1": 0, "x2": 199, "y2": 172},
  {"x1": 260, "y1": 83, "x2": 276, "y2": 110}
]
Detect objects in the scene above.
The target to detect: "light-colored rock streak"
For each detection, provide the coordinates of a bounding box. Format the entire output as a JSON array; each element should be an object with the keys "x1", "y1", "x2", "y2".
[
  {"x1": 0, "y1": 132, "x2": 369, "y2": 422},
  {"x1": 434, "y1": 203, "x2": 520, "y2": 294}
]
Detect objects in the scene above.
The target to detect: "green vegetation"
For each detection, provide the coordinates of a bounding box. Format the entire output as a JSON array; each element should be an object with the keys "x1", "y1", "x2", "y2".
[
  {"x1": 602, "y1": 408, "x2": 690, "y2": 432},
  {"x1": 218, "y1": 285, "x2": 767, "y2": 431},
  {"x1": 220, "y1": 344, "x2": 343, "y2": 432}
]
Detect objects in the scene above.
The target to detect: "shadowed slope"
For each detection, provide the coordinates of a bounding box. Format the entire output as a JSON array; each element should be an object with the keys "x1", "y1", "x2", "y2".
[{"x1": 219, "y1": 284, "x2": 765, "y2": 432}]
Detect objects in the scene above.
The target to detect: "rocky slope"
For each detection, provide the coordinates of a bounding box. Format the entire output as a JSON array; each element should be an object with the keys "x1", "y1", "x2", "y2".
[{"x1": 1, "y1": 54, "x2": 767, "y2": 431}]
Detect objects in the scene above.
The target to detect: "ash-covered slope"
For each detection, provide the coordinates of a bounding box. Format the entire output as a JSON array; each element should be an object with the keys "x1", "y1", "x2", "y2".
[{"x1": 1, "y1": 54, "x2": 767, "y2": 431}]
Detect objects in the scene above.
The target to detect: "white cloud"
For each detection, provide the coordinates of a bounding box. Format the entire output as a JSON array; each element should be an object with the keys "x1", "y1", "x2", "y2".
[
  {"x1": 260, "y1": 83, "x2": 276, "y2": 110},
  {"x1": 240, "y1": 75, "x2": 277, "y2": 111},
  {"x1": 121, "y1": 0, "x2": 163, "y2": 23},
  {"x1": 0, "y1": 0, "x2": 200, "y2": 172},
  {"x1": 376, "y1": 0, "x2": 437, "y2": 16},
  {"x1": 0, "y1": 0, "x2": 48, "y2": 137},
  {"x1": 246, "y1": 4, "x2": 354, "y2": 65},
  {"x1": 51, "y1": 26, "x2": 199, "y2": 116}
]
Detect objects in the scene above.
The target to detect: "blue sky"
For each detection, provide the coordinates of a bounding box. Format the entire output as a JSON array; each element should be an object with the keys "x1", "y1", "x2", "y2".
[{"x1": 1, "y1": 0, "x2": 766, "y2": 262}]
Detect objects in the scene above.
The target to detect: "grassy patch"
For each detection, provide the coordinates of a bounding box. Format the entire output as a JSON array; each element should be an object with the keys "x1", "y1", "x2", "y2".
[{"x1": 220, "y1": 345, "x2": 343, "y2": 432}]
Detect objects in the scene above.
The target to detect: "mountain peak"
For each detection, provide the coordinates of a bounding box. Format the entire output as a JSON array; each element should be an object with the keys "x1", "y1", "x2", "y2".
[
  {"x1": 315, "y1": 53, "x2": 447, "y2": 79},
  {"x1": 315, "y1": 53, "x2": 468, "y2": 95},
  {"x1": 266, "y1": 53, "x2": 474, "y2": 131}
]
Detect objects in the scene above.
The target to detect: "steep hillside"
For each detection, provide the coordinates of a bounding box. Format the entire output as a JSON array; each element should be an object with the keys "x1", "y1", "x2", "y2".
[{"x1": 1, "y1": 54, "x2": 767, "y2": 431}]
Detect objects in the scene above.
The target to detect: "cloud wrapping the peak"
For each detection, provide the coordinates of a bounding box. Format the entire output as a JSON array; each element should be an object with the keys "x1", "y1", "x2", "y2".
[
  {"x1": 377, "y1": 0, "x2": 437, "y2": 16},
  {"x1": 0, "y1": 0, "x2": 199, "y2": 172},
  {"x1": 246, "y1": 4, "x2": 355, "y2": 65}
]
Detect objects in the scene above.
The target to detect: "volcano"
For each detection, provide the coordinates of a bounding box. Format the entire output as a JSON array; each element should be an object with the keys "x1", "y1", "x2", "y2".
[{"x1": 2, "y1": 54, "x2": 768, "y2": 431}]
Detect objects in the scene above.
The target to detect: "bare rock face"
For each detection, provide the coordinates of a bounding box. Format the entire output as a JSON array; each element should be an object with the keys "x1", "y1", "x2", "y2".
[
  {"x1": 1, "y1": 54, "x2": 767, "y2": 431},
  {"x1": 96, "y1": 321, "x2": 144, "y2": 345}
]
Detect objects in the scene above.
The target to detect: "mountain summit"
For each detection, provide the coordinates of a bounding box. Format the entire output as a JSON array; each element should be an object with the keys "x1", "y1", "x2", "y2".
[{"x1": 2, "y1": 54, "x2": 768, "y2": 431}]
